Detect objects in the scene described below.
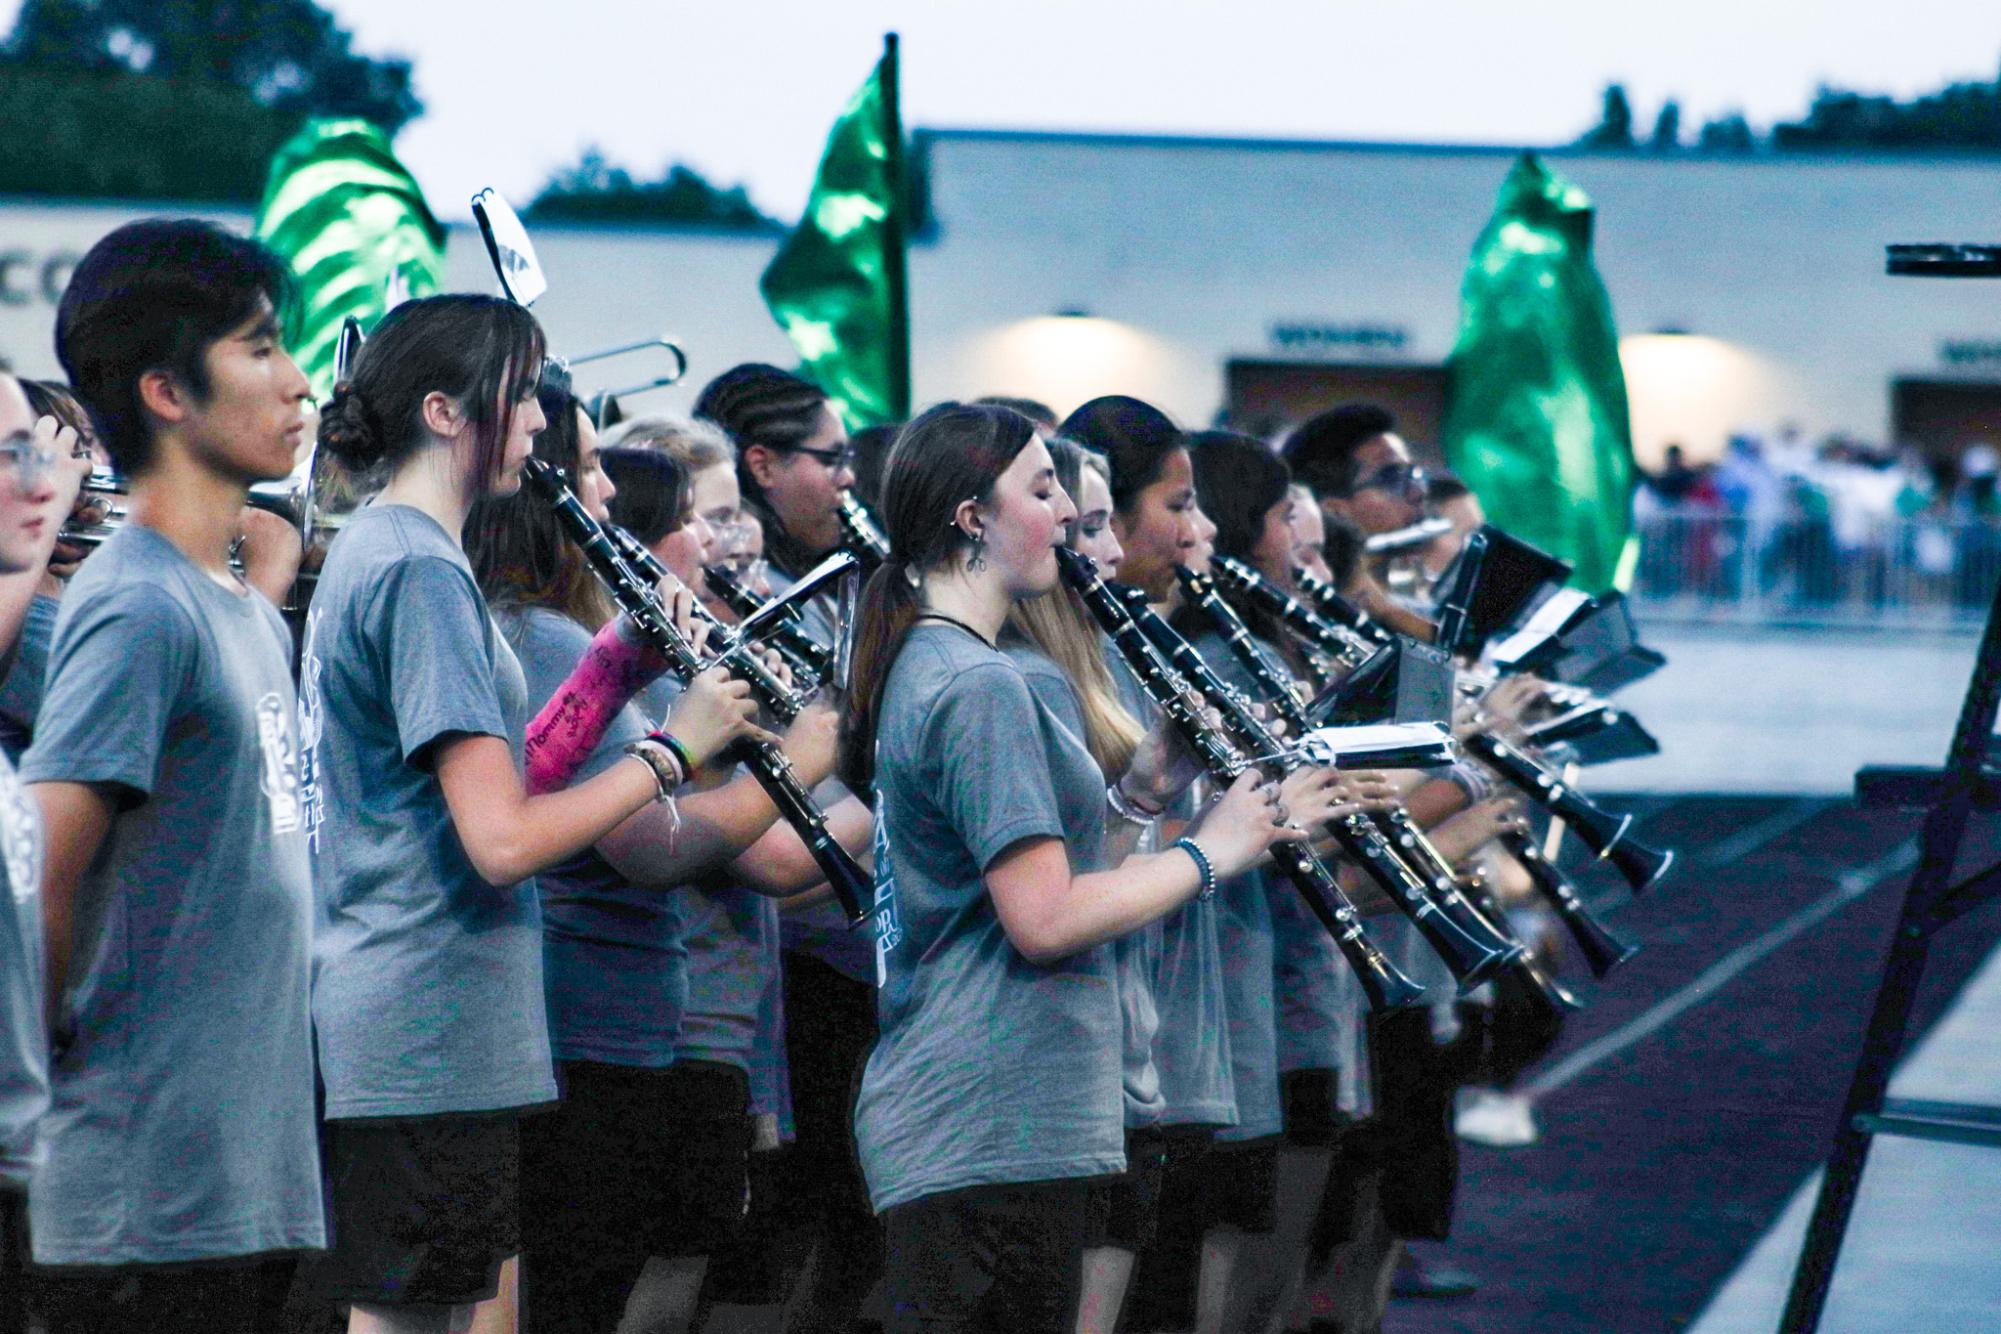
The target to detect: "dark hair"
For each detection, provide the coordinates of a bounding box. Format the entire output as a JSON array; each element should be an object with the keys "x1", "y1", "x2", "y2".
[
  {"x1": 22, "y1": 380, "x2": 93, "y2": 446},
  {"x1": 695, "y1": 362, "x2": 832, "y2": 576},
  {"x1": 1323, "y1": 512, "x2": 1366, "y2": 588},
  {"x1": 602, "y1": 447, "x2": 688, "y2": 546},
  {"x1": 848, "y1": 423, "x2": 899, "y2": 512},
  {"x1": 1282, "y1": 403, "x2": 1396, "y2": 498},
  {"x1": 837, "y1": 402, "x2": 1038, "y2": 792},
  {"x1": 1427, "y1": 472, "x2": 1472, "y2": 504},
  {"x1": 56, "y1": 219, "x2": 295, "y2": 475},
  {"x1": 318, "y1": 294, "x2": 544, "y2": 493},
  {"x1": 974, "y1": 395, "x2": 1059, "y2": 433},
  {"x1": 467, "y1": 384, "x2": 609, "y2": 629},
  {"x1": 1184, "y1": 430, "x2": 1299, "y2": 668},
  {"x1": 1058, "y1": 395, "x2": 1186, "y2": 515}
]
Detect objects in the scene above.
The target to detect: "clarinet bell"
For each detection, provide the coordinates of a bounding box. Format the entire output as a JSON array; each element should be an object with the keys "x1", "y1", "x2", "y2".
[
  {"x1": 1516, "y1": 954, "x2": 1586, "y2": 1012},
  {"x1": 1567, "y1": 801, "x2": 1634, "y2": 858},
  {"x1": 1357, "y1": 952, "x2": 1429, "y2": 1012},
  {"x1": 1566, "y1": 905, "x2": 1642, "y2": 979},
  {"x1": 1603, "y1": 838, "x2": 1674, "y2": 895}
]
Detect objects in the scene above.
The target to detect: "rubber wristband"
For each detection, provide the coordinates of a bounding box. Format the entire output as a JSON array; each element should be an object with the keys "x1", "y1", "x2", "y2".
[
  {"x1": 1172, "y1": 836, "x2": 1217, "y2": 901},
  {"x1": 650, "y1": 730, "x2": 695, "y2": 778}
]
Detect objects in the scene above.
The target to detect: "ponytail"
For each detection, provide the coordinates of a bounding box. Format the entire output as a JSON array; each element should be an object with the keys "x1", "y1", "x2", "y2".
[{"x1": 835, "y1": 402, "x2": 1039, "y2": 793}]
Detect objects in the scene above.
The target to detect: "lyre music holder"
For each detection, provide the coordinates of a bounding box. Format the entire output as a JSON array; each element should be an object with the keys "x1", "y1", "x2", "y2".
[{"x1": 1779, "y1": 241, "x2": 2001, "y2": 1331}]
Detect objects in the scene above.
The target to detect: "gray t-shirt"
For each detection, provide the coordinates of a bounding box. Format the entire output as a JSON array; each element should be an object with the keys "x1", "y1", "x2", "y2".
[
  {"x1": 1191, "y1": 632, "x2": 1284, "y2": 1142},
  {"x1": 305, "y1": 504, "x2": 555, "y2": 1118},
  {"x1": 503, "y1": 608, "x2": 690, "y2": 1069},
  {"x1": 677, "y1": 881, "x2": 780, "y2": 1072},
  {"x1": 23, "y1": 525, "x2": 321, "y2": 1263},
  {"x1": 856, "y1": 624, "x2": 1124, "y2": 1214},
  {"x1": 1104, "y1": 645, "x2": 1237, "y2": 1128},
  {"x1": 1004, "y1": 636, "x2": 1163, "y2": 1129},
  {"x1": 0, "y1": 748, "x2": 45, "y2": 1188},
  {"x1": 0, "y1": 592, "x2": 57, "y2": 760}
]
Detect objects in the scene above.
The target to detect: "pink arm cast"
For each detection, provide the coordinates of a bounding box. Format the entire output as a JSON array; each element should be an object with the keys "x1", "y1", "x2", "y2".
[{"x1": 523, "y1": 617, "x2": 672, "y2": 794}]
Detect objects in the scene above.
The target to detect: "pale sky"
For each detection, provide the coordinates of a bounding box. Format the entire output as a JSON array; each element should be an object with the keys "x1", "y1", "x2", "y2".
[{"x1": 15, "y1": 0, "x2": 2001, "y2": 220}]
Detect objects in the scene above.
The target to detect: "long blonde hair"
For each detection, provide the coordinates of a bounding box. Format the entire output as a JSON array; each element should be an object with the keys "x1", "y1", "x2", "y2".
[{"x1": 1008, "y1": 439, "x2": 1145, "y2": 777}]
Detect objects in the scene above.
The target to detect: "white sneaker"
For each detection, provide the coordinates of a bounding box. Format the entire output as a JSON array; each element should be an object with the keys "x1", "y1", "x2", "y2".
[{"x1": 1455, "y1": 1087, "x2": 1540, "y2": 1147}]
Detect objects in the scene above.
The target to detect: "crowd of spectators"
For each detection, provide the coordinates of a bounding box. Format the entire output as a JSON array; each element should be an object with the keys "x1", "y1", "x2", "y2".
[{"x1": 1632, "y1": 426, "x2": 2001, "y2": 612}]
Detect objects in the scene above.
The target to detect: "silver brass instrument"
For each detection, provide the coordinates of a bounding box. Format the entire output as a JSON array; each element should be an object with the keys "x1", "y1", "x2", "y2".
[{"x1": 562, "y1": 336, "x2": 689, "y2": 429}]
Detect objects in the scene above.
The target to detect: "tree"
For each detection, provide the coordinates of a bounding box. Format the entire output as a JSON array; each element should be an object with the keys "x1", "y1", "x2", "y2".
[
  {"x1": 1698, "y1": 112, "x2": 1758, "y2": 153},
  {"x1": 527, "y1": 149, "x2": 778, "y2": 230},
  {"x1": 1772, "y1": 71, "x2": 2001, "y2": 150},
  {"x1": 1577, "y1": 83, "x2": 1636, "y2": 149},
  {"x1": 4, "y1": 0, "x2": 420, "y2": 133},
  {"x1": 1650, "y1": 99, "x2": 1681, "y2": 151}
]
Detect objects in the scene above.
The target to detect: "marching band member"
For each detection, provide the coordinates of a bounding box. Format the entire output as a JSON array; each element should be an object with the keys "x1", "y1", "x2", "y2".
[
  {"x1": 25, "y1": 221, "x2": 320, "y2": 1334},
  {"x1": 303, "y1": 295, "x2": 763, "y2": 1334},
  {"x1": 838, "y1": 402, "x2": 1302, "y2": 1333}
]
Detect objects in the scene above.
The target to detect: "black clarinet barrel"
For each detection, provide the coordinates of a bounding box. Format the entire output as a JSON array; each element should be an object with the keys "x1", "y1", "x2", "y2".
[{"x1": 1501, "y1": 829, "x2": 1639, "y2": 978}]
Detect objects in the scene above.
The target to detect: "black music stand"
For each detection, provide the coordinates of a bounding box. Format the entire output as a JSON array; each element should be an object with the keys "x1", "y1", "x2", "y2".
[{"x1": 1779, "y1": 241, "x2": 2001, "y2": 1333}]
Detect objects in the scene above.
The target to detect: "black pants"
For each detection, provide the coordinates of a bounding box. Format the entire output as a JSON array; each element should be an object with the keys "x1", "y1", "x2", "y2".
[
  {"x1": 0, "y1": 1185, "x2": 26, "y2": 1334},
  {"x1": 774, "y1": 950, "x2": 881, "y2": 1330},
  {"x1": 1361, "y1": 1007, "x2": 1468, "y2": 1242},
  {"x1": 31, "y1": 1254, "x2": 297, "y2": 1334},
  {"x1": 881, "y1": 1178, "x2": 1095, "y2": 1334},
  {"x1": 518, "y1": 1060, "x2": 750, "y2": 1334}
]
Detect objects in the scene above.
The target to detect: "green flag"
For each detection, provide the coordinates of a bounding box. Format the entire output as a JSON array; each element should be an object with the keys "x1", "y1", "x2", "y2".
[
  {"x1": 1442, "y1": 154, "x2": 1636, "y2": 593},
  {"x1": 760, "y1": 34, "x2": 910, "y2": 428},
  {"x1": 253, "y1": 118, "x2": 444, "y2": 399}
]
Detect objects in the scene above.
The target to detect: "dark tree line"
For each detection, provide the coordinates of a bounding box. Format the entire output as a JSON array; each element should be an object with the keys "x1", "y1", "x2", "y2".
[
  {"x1": 527, "y1": 149, "x2": 778, "y2": 230},
  {"x1": 1577, "y1": 59, "x2": 2001, "y2": 154}
]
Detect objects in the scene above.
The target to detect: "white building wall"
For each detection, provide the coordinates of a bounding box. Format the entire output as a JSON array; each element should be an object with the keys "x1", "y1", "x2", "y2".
[{"x1": 2, "y1": 133, "x2": 2000, "y2": 467}]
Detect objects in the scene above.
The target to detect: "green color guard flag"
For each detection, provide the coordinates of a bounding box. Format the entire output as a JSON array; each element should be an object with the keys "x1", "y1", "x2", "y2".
[
  {"x1": 760, "y1": 34, "x2": 911, "y2": 428},
  {"x1": 253, "y1": 118, "x2": 445, "y2": 399},
  {"x1": 1442, "y1": 154, "x2": 1637, "y2": 592}
]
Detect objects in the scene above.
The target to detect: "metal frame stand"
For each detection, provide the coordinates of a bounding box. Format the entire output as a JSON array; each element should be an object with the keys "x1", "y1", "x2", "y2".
[{"x1": 1778, "y1": 243, "x2": 2001, "y2": 1333}]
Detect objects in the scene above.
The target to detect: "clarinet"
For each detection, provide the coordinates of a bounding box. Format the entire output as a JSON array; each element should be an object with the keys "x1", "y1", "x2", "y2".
[
  {"x1": 835, "y1": 492, "x2": 890, "y2": 574},
  {"x1": 1459, "y1": 870, "x2": 1582, "y2": 1012},
  {"x1": 1055, "y1": 549, "x2": 1424, "y2": 1012},
  {"x1": 523, "y1": 458, "x2": 872, "y2": 926},
  {"x1": 1462, "y1": 731, "x2": 1674, "y2": 893},
  {"x1": 1171, "y1": 567, "x2": 1523, "y2": 989},
  {"x1": 702, "y1": 563, "x2": 836, "y2": 682},
  {"x1": 1209, "y1": 555, "x2": 1377, "y2": 670},
  {"x1": 1293, "y1": 566, "x2": 1397, "y2": 647},
  {"x1": 599, "y1": 524, "x2": 815, "y2": 718},
  {"x1": 1499, "y1": 829, "x2": 1639, "y2": 979}
]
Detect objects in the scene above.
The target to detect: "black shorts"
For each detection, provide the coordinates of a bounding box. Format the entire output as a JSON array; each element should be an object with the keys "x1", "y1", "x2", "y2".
[
  {"x1": 28, "y1": 1253, "x2": 297, "y2": 1334},
  {"x1": 311, "y1": 1110, "x2": 523, "y2": 1309},
  {"x1": 880, "y1": 1176, "x2": 1099, "y2": 1334},
  {"x1": 1083, "y1": 1126, "x2": 1169, "y2": 1251},
  {"x1": 517, "y1": 1060, "x2": 751, "y2": 1333},
  {"x1": 1282, "y1": 1067, "x2": 1354, "y2": 1148},
  {"x1": 1183, "y1": 1134, "x2": 1282, "y2": 1235}
]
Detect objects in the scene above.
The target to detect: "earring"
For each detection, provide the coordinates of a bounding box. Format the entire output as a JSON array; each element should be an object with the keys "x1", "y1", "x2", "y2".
[{"x1": 968, "y1": 530, "x2": 987, "y2": 573}]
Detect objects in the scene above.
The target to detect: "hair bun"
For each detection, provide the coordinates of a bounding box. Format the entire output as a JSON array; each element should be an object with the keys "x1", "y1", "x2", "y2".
[{"x1": 318, "y1": 384, "x2": 388, "y2": 470}]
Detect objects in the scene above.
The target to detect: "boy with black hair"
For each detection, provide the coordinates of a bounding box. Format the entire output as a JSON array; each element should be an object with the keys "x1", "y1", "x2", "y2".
[{"x1": 23, "y1": 219, "x2": 322, "y2": 1334}]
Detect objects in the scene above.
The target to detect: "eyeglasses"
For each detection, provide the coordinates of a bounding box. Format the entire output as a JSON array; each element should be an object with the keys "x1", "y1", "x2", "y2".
[
  {"x1": 712, "y1": 518, "x2": 754, "y2": 557},
  {"x1": 0, "y1": 434, "x2": 57, "y2": 491},
  {"x1": 789, "y1": 444, "x2": 856, "y2": 472},
  {"x1": 1349, "y1": 462, "x2": 1426, "y2": 497}
]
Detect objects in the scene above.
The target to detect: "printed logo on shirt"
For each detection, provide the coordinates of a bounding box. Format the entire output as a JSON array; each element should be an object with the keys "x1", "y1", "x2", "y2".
[
  {"x1": 872, "y1": 806, "x2": 901, "y2": 987},
  {"x1": 296, "y1": 608, "x2": 325, "y2": 851},
  {"x1": 0, "y1": 758, "x2": 40, "y2": 905},
  {"x1": 256, "y1": 691, "x2": 303, "y2": 836}
]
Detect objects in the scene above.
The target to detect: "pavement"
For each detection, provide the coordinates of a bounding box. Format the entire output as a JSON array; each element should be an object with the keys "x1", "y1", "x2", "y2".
[{"x1": 1381, "y1": 793, "x2": 2001, "y2": 1334}]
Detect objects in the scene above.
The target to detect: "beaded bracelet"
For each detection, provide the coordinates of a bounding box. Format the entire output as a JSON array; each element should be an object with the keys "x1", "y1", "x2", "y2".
[
  {"x1": 1172, "y1": 836, "x2": 1217, "y2": 901},
  {"x1": 623, "y1": 739, "x2": 682, "y2": 802},
  {"x1": 649, "y1": 729, "x2": 695, "y2": 778}
]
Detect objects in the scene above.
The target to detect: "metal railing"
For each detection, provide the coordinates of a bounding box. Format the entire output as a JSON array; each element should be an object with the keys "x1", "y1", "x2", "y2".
[{"x1": 1628, "y1": 512, "x2": 2001, "y2": 628}]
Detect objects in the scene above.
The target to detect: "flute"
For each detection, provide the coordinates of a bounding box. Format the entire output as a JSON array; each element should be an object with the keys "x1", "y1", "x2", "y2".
[
  {"x1": 524, "y1": 458, "x2": 872, "y2": 925},
  {"x1": 1055, "y1": 548, "x2": 1424, "y2": 1011}
]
